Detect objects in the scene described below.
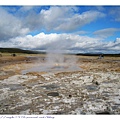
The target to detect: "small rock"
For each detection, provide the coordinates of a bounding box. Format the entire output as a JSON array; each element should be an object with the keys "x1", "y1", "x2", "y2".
[
  {"x1": 22, "y1": 83, "x2": 26, "y2": 86},
  {"x1": 69, "y1": 95, "x2": 72, "y2": 98},
  {"x1": 92, "y1": 80, "x2": 99, "y2": 85},
  {"x1": 95, "y1": 81, "x2": 99, "y2": 85}
]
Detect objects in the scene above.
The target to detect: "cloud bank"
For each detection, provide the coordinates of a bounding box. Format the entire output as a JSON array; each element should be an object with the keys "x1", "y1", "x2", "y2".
[
  {"x1": 93, "y1": 28, "x2": 120, "y2": 38},
  {"x1": 0, "y1": 32, "x2": 120, "y2": 53},
  {"x1": 0, "y1": 6, "x2": 120, "y2": 54},
  {"x1": 0, "y1": 6, "x2": 105, "y2": 40}
]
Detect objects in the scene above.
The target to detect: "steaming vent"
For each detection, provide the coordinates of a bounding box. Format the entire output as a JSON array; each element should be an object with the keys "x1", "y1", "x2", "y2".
[
  {"x1": 21, "y1": 52, "x2": 81, "y2": 74},
  {"x1": 52, "y1": 63, "x2": 68, "y2": 69}
]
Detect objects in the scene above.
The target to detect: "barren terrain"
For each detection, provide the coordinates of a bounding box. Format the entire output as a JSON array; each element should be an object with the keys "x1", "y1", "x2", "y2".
[{"x1": 0, "y1": 53, "x2": 120, "y2": 114}]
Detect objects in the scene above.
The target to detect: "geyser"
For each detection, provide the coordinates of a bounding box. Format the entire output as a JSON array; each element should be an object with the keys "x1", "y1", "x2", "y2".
[
  {"x1": 22, "y1": 39, "x2": 81, "y2": 74},
  {"x1": 21, "y1": 52, "x2": 80, "y2": 74}
]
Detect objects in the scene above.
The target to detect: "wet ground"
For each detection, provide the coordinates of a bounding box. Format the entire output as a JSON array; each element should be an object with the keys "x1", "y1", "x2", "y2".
[{"x1": 0, "y1": 54, "x2": 120, "y2": 114}]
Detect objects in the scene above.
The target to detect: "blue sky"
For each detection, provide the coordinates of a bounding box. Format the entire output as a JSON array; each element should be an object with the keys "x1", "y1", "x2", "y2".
[{"x1": 0, "y1": 6, "x2": 120, "y2": 53}]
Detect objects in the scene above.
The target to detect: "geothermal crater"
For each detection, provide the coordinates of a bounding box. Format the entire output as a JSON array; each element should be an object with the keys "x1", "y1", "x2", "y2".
[{"x1": 22, "y1": 54, "x2": 80, "y2": 74}]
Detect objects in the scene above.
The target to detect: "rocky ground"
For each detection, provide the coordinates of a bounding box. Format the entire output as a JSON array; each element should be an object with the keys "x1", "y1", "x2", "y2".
[{"x1": 0, "y1": 54, "x2": 120, "y2": 115}]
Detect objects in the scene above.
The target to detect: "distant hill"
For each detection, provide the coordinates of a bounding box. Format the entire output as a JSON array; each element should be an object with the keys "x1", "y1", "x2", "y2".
[
  {"x1": 76, "y1": 53, "x2": 120, "y2": 57},
  {"x1": 0, "y1": 48, "x2": 45, "y2": 54},
  {"x1": 0, "y1": 48, "x2": 120, "y2": 57}
]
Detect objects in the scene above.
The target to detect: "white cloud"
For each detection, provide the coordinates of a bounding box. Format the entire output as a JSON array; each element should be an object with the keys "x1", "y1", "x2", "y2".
[
  {"x1": 0, "y1": 6, "x2": 106, "y2": 41},
  {"x1": 0, "y1": 32, "x2": 119, "y2": 53},
  {"x1": 0, "y1": 8, "x2": 30, "y2": 41},
  {"x1": 109, "y1": 7, "x2": 120, "y2": 22},
  {"x1": 18, "y1": 6, "x2": 105, "y2": 32},
  {"x1": 19, "y1": 6, "x2": 34, "y2": 12},
  {"x1": 55, "y1": 10, "x2": 105, "y2": 31},
  {"x1": 39, "y1": 6, "x2": 78, "y2": 31},
  {"x1": 93, "y1": 28, "x2": 120, "y2": 38},
  {"x1": 39, "y1": 7, "x2": 105, "y2": 31}
]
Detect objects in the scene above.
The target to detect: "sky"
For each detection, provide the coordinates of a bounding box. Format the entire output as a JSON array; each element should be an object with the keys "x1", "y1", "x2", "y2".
[{"x1": 0, "y1": 6, "x2": 120, "y2": 54}]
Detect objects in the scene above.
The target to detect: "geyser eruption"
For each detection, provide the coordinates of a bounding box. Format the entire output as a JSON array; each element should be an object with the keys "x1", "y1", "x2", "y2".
[
  {"x1": 22, "y1": 38, "x2": 81, "y2": 74},
  {"x1": 45, "y1": 50, "x2": 65, "y2": 67}
]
